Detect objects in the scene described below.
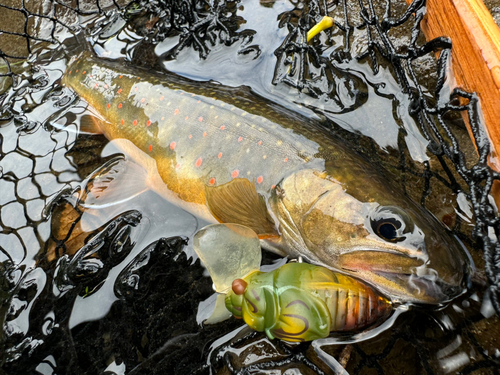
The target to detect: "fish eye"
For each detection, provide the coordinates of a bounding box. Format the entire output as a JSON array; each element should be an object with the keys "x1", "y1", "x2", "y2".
[
  {"x1": 375, "y1": 219, "x2": 401, "y2": 242},
  {"x1": 370, "y1": 206, "x2": 414, "y2": 242}
]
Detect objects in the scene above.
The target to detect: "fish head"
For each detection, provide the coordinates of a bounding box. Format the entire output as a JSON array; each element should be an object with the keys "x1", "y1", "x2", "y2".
[{"x1": 269, "y1": 169, "x2": 470, "y2": 304}]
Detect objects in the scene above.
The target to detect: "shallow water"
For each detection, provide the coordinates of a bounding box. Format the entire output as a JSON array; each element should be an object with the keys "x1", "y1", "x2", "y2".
[{"x1": 0, "y1": 0, "x2": 499, "y2": 374}]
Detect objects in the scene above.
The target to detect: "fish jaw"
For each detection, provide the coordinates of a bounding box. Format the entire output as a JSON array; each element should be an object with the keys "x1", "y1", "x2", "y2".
[
  {"x1": 268, "y1": 169, "x2": 469, "y2": 304},
  {"x1": 333, "y1": 250, "x2": 465, "y2": 304}
]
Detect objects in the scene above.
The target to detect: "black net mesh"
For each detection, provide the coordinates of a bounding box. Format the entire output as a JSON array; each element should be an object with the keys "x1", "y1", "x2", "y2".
[{"x1": 1, "y1": 0, "x2": 500, "y2": 374}]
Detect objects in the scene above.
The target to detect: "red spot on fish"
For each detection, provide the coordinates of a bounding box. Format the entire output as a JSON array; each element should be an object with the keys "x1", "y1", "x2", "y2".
[
  {"x1": 257, "y1": 176, "x2": 263, "y2": 184},
  {"x1": 133, "y1": 119, "x2": 138, "y2": 126},
  {"x1": 119, "y1": 75, "x2": 123, "y2": 78},
  {"x1": 203, "y1": 132, "x2": 207, "y2": 137},
  {"x1": 76, "y1": 69, "x2": 79, "y2": 73},
  {"x1": 185, "y1": 116, "x2": 189, "y2": 120},
  {"x1": 161, "y1": 117, "x2": 165, "y2": 121},
  {"x1": 69, "y1": 71, "x2": 72, "y2": 74},
  {"x1": 134, "y1": 87, "x2": 138, "y2": 92},
  {"x1": 209, "y1": 177, "x2": 215, "y2": 185},
  {"x1": 258, "y1": 141, "x2": 262, "y2": 145},
  {"x1": 176, "y1": 163, "x2": 181, "y2": 169},
  {"x1": 198, "y1": 117, "x2": 203, "y2": 122},
  {"x1": 160, "y1": 96, "x2": 164, "y2": 101},
  {"x1": 94, "y1": 83, "x2": 98, "y2": 89},
  {"x1": 232, "y1": 170, "x2": 239, "y2": 178},
  {"x1": 197, "y1": 100, "x2": 201, "y2": 103},
  {"x1": 120, "y1": 119, "x2": 124, "y2": 125},
  {"x1": 146, "y1": 120, "x2": 151, "y2": 126},
  {"x1": 141, "y1": 98, "x2": 145, "y2": 103},
  {"x1": 195, "y1": 158, "x2": 203, "y2": 167},
  {"x1": 238, "y1": 137, "x2": 243, "y2": 142},
  {"x1": 272, "y1": 185, "x2": 276, "y2": 189},
  {"x1": 118, "y1": 103, "x2": 122, "y2": 109},
  {"x1": 220, "y1": 125, "x2": 225, "y2": 130},
  {"x1": 174, "y1": 109, "x2": 179, "y2": 115},
  {"x1": 117, "y1": 88, "x2": 122, "y2": 94},
  {"x1": 170, "y1": 142, "x2": 176, "y2": 150},
  {"x1": 284, "y1": 158, "x2": 289, "y2": 162},
  {"x1": 107, "y1": 103, "x2": 111, "y2": 109},
  {"x1": 89, "y1": 74, "x2": 93, "y2": 78},
  {"x1": 189, "y1": 134, "x2": 193, "y2": 139},
  {"x1": 149, "y1": 145, "x2": 153, "y2": 152},
  {"x1": 82, "y1": 71, "x2": 86, "y2": 75},
  {"x1": 218, "y1": 152, "x2": 222, "y2": 159},
  {"x1": 104, "y1": 84, "x2": 108, "y2": 89}
]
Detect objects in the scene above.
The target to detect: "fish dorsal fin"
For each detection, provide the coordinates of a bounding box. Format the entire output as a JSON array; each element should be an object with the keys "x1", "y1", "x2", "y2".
[
  {"x1": 205, "y1": 178, "x2": 277, "y2": 236},
  {"x1": 193, "y1": 223, "x2": 262, "y2": 293}
]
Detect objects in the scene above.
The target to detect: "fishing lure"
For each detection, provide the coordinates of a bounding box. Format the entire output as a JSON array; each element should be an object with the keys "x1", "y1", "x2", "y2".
[{"x1": 194, "y1": 223, "x2": 392, "y2": 342}]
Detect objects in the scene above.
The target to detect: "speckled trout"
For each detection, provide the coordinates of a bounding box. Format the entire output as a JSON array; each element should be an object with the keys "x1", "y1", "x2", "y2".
[{"x1": 62, "y1": 53, "x2": 469, "y2": 304}]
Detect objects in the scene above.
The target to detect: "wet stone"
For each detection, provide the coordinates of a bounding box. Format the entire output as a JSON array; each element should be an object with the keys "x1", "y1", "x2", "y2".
[
  {"x1": 5, "y1": 267, "x2": 47, "y2": 335},
  {"x1": 35, "y1": 355, "x2": 57, "y2": 375},
  {"x1": 0, "y1": 234, "x2": 240, "y2": 374},
  {"x1": 53, "y1": 210, "x2": 142, "y2": 296}
]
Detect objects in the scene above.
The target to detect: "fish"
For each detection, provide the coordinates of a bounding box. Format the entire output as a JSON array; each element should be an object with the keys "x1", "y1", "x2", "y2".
[
  {"x1": 62, "y1": 52, "x2": 469, "y2": 304},
  {"x1": 193, "y1": 223, "x2": 392, "y2": 342}
]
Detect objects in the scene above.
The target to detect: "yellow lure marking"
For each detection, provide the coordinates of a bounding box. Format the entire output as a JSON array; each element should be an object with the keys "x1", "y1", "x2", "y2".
[{"x1": 307, "y1": 16, "x2": 334, "y2": 42}]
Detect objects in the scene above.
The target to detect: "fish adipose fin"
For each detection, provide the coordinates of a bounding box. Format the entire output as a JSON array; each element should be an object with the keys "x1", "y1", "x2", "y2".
[
  {"x1": 205, "y1": 178, "x2": 277, "y2": 237},
  {"x1": 193, "y1": 223, "x2": 262, "y2": 293}
]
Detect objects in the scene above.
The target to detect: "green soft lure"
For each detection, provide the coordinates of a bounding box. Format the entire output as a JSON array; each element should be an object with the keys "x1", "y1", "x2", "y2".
[{"x1": 194, "y1": 223, "x2": 392, "y2": 342}]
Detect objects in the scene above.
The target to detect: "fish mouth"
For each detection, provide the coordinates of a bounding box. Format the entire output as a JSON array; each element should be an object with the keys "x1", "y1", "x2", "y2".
[
  {"x1": 336, "y1": 250, "x2": 465, "y2": 304},
  {"x1": 337, "y1": 250, "x2": 425, "y2": 274}
]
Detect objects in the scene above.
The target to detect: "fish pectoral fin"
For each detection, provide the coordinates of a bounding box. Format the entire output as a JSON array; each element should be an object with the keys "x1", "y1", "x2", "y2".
[
  {"x1": 205, "y1": 178, "x2": 278, "y2": 236},
  {"x1": 78, "y1": 156, "x2": 149, "y2": 210},
  {"x1": 79, "y1": 114, "x2": 104, "y2": 135}
]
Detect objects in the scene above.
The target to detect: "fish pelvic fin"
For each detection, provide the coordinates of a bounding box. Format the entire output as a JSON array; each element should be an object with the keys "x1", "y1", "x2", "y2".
[
  {"x1": 205, "y1": 178, "x2": 278, "y2": 237},
  {"x1": 79, "y1": 114, "x2": 104, "y2": 135}
]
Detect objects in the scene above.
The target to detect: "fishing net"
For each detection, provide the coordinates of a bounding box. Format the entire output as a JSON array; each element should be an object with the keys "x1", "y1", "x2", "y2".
[{"x1": 1, "y1": 0, "x2": 500, "y2": 374}]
